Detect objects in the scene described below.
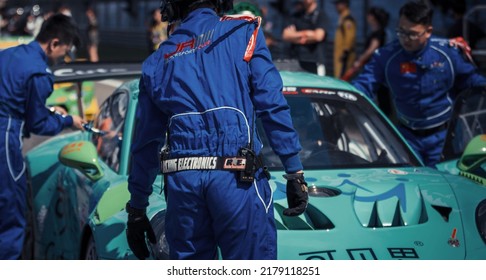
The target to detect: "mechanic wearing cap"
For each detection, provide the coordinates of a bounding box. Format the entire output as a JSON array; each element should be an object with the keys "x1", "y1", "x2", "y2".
[
  {"x1": 333, "y1": 0, "x2": 356, "y2": 78},
  {"x1": 282, "y1": 0, "x2": 327, "y2": 76},
  {"x1": 0, "y1": 14, "x2": 86, "y2": 260},
  {"x1": 125, "y1": 0, "x2": 308, "y2": 260},
  {"x1": 352, "y1": 0, "x2": 486, "y2": 167}
]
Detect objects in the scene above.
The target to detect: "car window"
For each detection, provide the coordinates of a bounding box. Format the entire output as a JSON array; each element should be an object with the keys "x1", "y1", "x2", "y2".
[
  {"x1": 92, "y1": 90, "x2": 128, "y2": 173},
  {"x1": 442, "y1": 86, "x2": 486, "y2": 161},
  {"x1": 258, "y1": 93, "x2": 420, "y2": 170}
]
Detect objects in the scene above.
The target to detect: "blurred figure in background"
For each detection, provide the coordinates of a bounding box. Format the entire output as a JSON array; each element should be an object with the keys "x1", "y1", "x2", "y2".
[
  {"x1": 147, "y1": 8, "x2": 168, "y2": 54},
  {"x1": 282, "y1": 0, "x2": 327, "y2": 75},
  {"x1": 333, "y1": 0, "x2": 356, "y2": 78},
  {"x1": 343, "y1": 6, "x2": 390, "y2": 81},
  {"x1": 342, "y1": 6, "x2": 393, "y2": 117},
  {"x1": 447, "y1": 0, "x2": 485, "y2": 50},
  {"x1": 86, "y1": 6, "x2": 99, "y2": 62}
]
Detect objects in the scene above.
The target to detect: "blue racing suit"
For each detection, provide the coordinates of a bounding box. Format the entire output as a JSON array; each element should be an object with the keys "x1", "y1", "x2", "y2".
[
  {"x1": 128, "y1": 8, "x2": 302, "y2": 259},
  {"x1": 0, "y1": 41, "x2": 74, "y2": 259},
  {"x1": 352, "y1": 37, "x2": 486, "y2": 166}
]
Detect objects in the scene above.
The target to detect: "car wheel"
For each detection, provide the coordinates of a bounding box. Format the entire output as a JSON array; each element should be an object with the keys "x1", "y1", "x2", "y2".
[
  {"x1": 83, "y1": 235, "x2": 98, "y2": 260},
  {"x1": 150, "y1": 211, "x2": 170, "y2": 259}
]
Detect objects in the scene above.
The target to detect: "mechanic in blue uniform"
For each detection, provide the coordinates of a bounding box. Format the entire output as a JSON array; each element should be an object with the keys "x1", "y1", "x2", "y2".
[
  {"x1": 125, "y1": 0, "x2": 308, "y2": 260},
  {"x1": 352, "y1": 0, "x2": 486, "y2": 167},
  {"x1": 0, "y1": 14, "x2": 85, "y2": 260}
]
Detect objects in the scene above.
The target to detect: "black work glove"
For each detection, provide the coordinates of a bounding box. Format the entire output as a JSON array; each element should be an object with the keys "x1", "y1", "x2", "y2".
[
  {"x1": 126, "y1": 202, "x2": 156, "y2": 260},
  {"x1": 283, "y1": 173, "x2": 308, "y2": 216}
]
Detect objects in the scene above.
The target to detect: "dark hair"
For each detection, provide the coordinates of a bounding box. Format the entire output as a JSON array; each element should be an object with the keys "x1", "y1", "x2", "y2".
[
  {"x1": 399, "y1": 0, "x2": 433, "y2": 26},
  {"x1": 161, "y1": 0, "x2": 232, "y2": 22},
  {"x1": 35, "y1": 13, "x2": 81, "y2": 49},
  {"x1": 369, "y1": 6, "x2": 389, "y2": 28}
]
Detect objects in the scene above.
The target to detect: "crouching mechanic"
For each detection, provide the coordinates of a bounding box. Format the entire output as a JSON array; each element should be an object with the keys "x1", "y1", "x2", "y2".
[
  {"x1": 0, "y1": 14, "x2": 86, "y2": 260},
  {"x1": 126, "y1": 0, "x2": 308, "y2": 260},
  {"x1": 352, "y1": 0, "x2": 486, "y2": 167}
]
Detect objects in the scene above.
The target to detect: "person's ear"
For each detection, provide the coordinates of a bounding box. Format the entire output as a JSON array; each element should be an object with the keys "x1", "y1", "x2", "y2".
[
  {"x1": 426, "y1": 25, "x2": 433, "y2": 38},
  {"x1": 49, "y1": 39, "x2": 60, "y2": 50}
]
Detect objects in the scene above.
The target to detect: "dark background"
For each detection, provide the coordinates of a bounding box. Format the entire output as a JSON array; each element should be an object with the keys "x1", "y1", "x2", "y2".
[{"x1": 1, "y1": 0, "x2": 486, "y2": 73}]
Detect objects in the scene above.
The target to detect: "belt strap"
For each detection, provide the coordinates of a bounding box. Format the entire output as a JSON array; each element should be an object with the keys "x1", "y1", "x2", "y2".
[{"x1": 161, "y1": 156, "x2": 249, "y2": 174}]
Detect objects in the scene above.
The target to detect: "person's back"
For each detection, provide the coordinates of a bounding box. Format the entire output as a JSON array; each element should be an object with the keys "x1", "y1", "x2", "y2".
[
  {"x1": 127, "y1": 0, "x2": 307, "y2": 261},
  {"x1": 0, "y1": 43, "x2": 51, "y2": 120},
  {"x1": 144, "y1": 9, "x2": 267, "y2": 157}
]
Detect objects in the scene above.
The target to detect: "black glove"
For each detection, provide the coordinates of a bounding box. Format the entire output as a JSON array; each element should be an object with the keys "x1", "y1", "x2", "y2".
[
  {"x1": 126, "y1": 202, "x2": 156, "y2": 260},
  {"x1": 283, "y1": 173, "x2": 308, "y2": 216}
]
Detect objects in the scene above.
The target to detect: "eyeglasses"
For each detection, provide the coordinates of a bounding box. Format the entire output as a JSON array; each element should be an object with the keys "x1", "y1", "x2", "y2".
[{"x1": 396, "y1": 29, "x2": 427, "y2": 41}]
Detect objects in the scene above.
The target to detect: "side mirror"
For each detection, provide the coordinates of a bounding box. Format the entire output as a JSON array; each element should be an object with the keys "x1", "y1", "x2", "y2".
[
  {"x1": 457, "y1": 135, "x2": 486, "y2": 185},
  {"x1": 58, "y1": 141, "x2": 104, "y2": 181}
]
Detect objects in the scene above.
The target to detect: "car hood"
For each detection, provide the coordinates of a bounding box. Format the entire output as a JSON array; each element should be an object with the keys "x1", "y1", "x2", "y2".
[
  {"x1": 271, "y1": 167, "x2": 474, "y2": 259},
  {"x1": 272, "y1": 167, "x2": 459, "y2": 228}
]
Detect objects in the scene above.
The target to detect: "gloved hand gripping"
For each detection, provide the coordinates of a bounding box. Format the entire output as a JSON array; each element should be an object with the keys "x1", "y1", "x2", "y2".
[
  {"x1": 282, "y1": 173, "x2": 308, "y2": 216},
  {"x1": 126, "y1": 202, "x2": 156, "y2": 260}
]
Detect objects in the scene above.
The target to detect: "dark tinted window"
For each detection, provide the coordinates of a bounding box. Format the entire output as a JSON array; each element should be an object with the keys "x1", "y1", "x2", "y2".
[{"x1": 258, "y1": 93, "x2": 420, "y2": 170}]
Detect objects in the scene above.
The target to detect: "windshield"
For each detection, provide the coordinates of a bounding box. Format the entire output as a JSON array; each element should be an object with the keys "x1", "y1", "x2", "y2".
[{"x1": 258, "y1": 92, "x2": 420, "y2": 170}]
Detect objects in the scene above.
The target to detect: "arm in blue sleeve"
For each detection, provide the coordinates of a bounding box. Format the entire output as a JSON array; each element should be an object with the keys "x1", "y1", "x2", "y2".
[
  {"x1": 127, "y1": 75, "x2": 168, "y2": 209},
  {"x1": 25, "y1": 74, "x2": 73, "y2": 136},
  {"x1": 249, "y1": 28, "x2": 303, "y2": 173},
  {"x1": 351, "y1": 51, "x2": 386, "y2": 101},
  {"x1": 451, "y1": 49, "x2": 486, "y2": 91}
]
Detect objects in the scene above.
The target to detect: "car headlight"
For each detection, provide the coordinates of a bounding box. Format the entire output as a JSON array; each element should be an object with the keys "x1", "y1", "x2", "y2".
[
  {"x1": 149, "y1": 210, "x2": 170, "y2": 259},
  {"x1": 476, "y1": 200, "x2": 486, "y2": 244}
]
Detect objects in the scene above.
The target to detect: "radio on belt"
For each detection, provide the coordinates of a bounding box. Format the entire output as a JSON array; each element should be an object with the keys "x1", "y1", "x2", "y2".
[{"x1": 238, "y1": 147, "x2": 256, "y2": 183}]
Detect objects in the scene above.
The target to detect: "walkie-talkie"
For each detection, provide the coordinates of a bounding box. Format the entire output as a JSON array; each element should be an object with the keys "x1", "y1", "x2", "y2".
[{"x1": 238, "y1": 147, "x2": 256, "y2": 183}]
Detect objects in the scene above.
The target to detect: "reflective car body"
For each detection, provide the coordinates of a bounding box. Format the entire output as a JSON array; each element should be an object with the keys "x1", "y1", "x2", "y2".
[{"x1": 24, "y1": 68, "x2": 486, "y2": 260}]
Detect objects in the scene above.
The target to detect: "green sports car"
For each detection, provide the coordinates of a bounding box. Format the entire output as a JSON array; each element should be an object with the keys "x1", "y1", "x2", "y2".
[{"x1": 23, "y1": 64, "x2": 486, "y2": 260}]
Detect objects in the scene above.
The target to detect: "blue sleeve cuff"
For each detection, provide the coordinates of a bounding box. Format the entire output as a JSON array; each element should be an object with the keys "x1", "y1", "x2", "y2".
[
  {"x1": 129, "y1": 195, "x2": 149, "y2": 210},
  {"x1": 63, "y1": 115, "x2": 73, "y2": 127},
  {"x1": 279, "y1": 153, "x2": 303, "y2": 174}
]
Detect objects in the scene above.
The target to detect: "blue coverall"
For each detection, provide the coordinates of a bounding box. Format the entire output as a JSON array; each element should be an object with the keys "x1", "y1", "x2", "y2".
[
  {"x1": 128, "y1": 8, "x2": 303, "y2": 260},
  {"x1": 0, "y1": 41, "x2": 74, "y2": 259},
  {"x1": 352, "y1": 37, "x2": 486, "y2": 166}
]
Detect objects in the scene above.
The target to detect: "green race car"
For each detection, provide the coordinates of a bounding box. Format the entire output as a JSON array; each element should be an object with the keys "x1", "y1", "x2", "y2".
[{"x1": 23, "y1": 65, "x2": 486, "y2": 260}]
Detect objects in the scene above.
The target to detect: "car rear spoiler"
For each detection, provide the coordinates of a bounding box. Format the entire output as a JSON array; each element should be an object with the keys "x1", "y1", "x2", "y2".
[{"x1": 52, "y1": 62, "x2": 142, "y2": 83}]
